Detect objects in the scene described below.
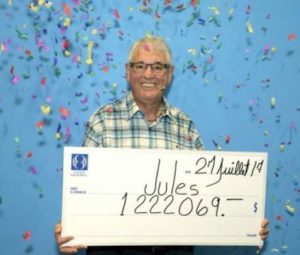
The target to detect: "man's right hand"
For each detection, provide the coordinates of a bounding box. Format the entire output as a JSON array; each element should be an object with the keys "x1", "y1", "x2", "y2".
[{"x1": 55, "y1": 223, "x2": 87, "y2": 254}]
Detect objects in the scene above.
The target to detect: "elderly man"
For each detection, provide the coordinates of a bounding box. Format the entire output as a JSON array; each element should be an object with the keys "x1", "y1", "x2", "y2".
[{"x1": 55, "y1": 36, "x2": 269, "y2": 254}]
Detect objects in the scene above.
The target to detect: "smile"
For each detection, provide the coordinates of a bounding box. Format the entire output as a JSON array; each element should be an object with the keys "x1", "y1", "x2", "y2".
[{"x1": 142, "y1": 83, "x2": 156, "y2": 88}]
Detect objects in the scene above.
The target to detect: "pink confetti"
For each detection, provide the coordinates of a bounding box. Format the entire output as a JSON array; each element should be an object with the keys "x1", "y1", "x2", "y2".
[
  {"x1": 26, "y1": 151, "x2": 33, "y2": 158},
  {"x1": 191, "y1": 0, "x2": 199, "y2": 7},
  {"x1": 30, "y1": 166, "x2": 37, "y2": 175},
  {"x1": 40, "y1": 77, "x2": 47, "y2": 86},
  {"x1": 36, "y1": 121, "x2": 45, "y2": 129},
  {"x1": 11, "y1": 75, "x2": 20, "y2": 85},
  {"x1": 225, "y1": 135, "x2": 231, "y2": 144},
  {"x1": 59, "y1": 107, "x2": 71, "y2": 119},
  {"x1": 10, "y1": 65, "x2": 14, "y2": 74},
  {"x1": 164, "y1": 0, "x2": 172, "y2": 6},
  {"x1": 143, "y1": 43, "x2": 151, "y2": 51},
  {"x1": 288, "y1": 33, "x2": 296, "y2": 41},
  {"x1": 80, "y1": 97, "x2": 88, "y2": 104},
  {"x1": 62, "y1": 3, "x2": 72, "y2": 16},
  {"x1": 113, "y1": 9, "x2": 120, "y2": 19},
  {"x1": 23, "y1": 230, "x2": 32, "y2": 240},
  {"x1": 65, "y1": 127, "x2": 71, "y2": 143}
]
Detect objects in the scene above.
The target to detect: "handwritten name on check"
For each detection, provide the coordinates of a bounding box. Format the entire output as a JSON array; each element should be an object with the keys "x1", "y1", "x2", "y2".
[{"x1": 61, "y1": 147, "x2": 267, "y2": 247}]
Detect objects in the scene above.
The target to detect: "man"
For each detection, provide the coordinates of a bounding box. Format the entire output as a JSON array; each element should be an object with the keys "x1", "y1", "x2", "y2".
[{"x1": 55, "y1": 36, "x2": 269, "y2": 254}]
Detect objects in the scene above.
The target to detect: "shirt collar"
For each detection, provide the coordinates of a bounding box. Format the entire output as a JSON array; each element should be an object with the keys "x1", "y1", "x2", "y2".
[{"x1": 126, "y1": 91, "x2": 176, "y2": 123}]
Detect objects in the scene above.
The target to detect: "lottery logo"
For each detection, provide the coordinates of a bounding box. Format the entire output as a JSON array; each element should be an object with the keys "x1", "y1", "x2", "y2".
[{"x1": 71, "y1": 154, "x2": 88, "y2": 171}]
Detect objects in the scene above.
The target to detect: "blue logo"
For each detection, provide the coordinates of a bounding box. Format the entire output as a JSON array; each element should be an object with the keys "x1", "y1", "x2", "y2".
[{"x1": 71, "y1": 154, "x2": 88, "y2": 170}]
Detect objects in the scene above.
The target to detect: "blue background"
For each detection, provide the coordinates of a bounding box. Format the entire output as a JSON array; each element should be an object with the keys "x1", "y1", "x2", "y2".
[{"x1": 0, "y1": 0, "x2": 299, "y2": 254}]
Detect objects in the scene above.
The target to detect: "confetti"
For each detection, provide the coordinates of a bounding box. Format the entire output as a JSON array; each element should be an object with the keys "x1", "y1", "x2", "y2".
[
  {"x1": 40, "y1": 77, "x2": 47, "y2": 86},
  {"x1": 228, "y1": 8, "x2": 234, "y2": 19},
  {"x1": 209, "y1": 6, "x2": 220, "y2": 16},
  {"x1": 198, "y1": 18, "x2": 206, "y2": 25},
  {"x1": 246, "y1": 20, "x2": 254, "y2": 33},
  {"x1": 62, "y1": 3, "x2": 72, "y2": 16},
  {"x1": 40, "y1": 105, "x2": 51, "y2": 115},
  {"x1": 191, "y1": 0, "x2": 199, "y2": 7},
  {"x1": 86, "y1": 41, "x2": 94, "y2": 65},
  {"x1": 23, "y1": 230, "x2": 32, "y2": 240},
  {"x1": 285, "y1": 201, "x2": 296, "y2": 215},
  {"x1": 59, "y1": 107, "x2": 71, "y2": 119},
  {"x1": 164, "y1": 0, "x2": 172, "y2": 6},
  {"x1": 26, "y1": 151, "x2": 33, "y2": 158},
  {"x1": 113, "y1": 9, "x2": 120, "y2": 19},
  {"x1": 64, "y1": 126, "x2": 71, "y2": 143},
  {"x1": 225, "y1": 135, "x2": 231, "y2": 144},
  {"x1": 246, "y1": 5, "x2": 252, "y2": 15},
  {"x1": 187, "y1": 48, "x2": 197, "y2": 56},
  {"x1": 155, "y1": 5, "x2": 160, "y2": 21},
  {"x1": 279, "y1": 143, "x2": 285, "y2": 152},
  {"x1": 29, "y1": 165, "x2": 37, "y2": 175},
  {"x1": 270, "y1": 97, "x2": 276, "y2": 108},
  {"x1": 36, "y1": 121, "x2": 45, "y2": 129},
  {"x1": 11, "y1": 75, "x2": 20, "y2": 85},
  {"x1": 288, "y1": 33, "x2": 296, "y2": 41},
  {"x1": 176, "y1": 4, "x2": 186, "y2": 11},
  {"x1": 55, "y1": 123, "x2": 62, "y2": 140}
]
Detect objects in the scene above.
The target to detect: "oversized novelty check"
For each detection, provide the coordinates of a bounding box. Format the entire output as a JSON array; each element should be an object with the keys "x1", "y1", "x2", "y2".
[{"x1": 61, "y1": 147, "x2": 267, "y2": 246}]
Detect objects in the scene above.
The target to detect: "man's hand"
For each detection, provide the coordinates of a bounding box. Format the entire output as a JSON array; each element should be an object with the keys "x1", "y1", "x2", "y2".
[
  {"x1": 55, "y1": 223, "x2": 87, "y2": 254},
  {"x1": 257, "y1": 218, "x2": 269, "y2": 252},
  {"x1": 259, "y1": 218, "x2": 269, "y2": 240}
]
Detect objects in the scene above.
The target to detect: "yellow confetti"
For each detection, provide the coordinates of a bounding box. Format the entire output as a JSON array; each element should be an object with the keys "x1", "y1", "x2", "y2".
[
  {"x1": 64, "y1": 18, "x2": 71, "y2": 28},
  {"x1": 44, "y1": 1, "x2": 53, "y2": 8},
  {"x1": 285, "y1": 201, "x2": 296, "y2": 214},
  {"x1": 40, "y1": 105, "x2": 51, "y2": 115},
  {"x1": 8, "y1": 0, "x2": 13, "y2": 5},
  {"x1": 86, "y1": 41, "x2": 94, "y2": 65},
  {"x1": 64, "y1": 50, "x2": 71, "y2": 57},
  {"x1": 91, "y1": 29, "x2": 98, "y2": 35},
  {"x1": 279, "y1": 143, "x2": 285, "y2": 152},
  {"x1": 270, "y1": 97, "x2": 276, "y2": 107},
  {"x1": 187, "y1": 48, "x2": 197, "y2": 56},
  {"x1": 29, "y1": 3, "x2": 39, "y2": 12},
  {"x1": 55, "y1": 133, "x2": 61, "y2": 140},
  {"x1": 246, "y1": 20, "x2": 254, "y2": 33},
  {"x1": 209, "y1": 6, "x2": 220, "y2": 15},
  {"x1": 38, "y1": 0, "x2": 45, "y2": 5},
  {"x1": 228, "y1": 8, "x2": 234, "y2": 17}
]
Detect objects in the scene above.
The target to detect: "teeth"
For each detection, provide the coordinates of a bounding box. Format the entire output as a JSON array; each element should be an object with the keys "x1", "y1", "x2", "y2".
[{"x1": 142, "y1": 83, "x2": 155, "y2": 87}]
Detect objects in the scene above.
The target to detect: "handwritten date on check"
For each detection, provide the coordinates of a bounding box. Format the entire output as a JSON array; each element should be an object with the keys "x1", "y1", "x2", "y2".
[{"x1": 61, "y1": 147, "x2": 267, "y2": 247}]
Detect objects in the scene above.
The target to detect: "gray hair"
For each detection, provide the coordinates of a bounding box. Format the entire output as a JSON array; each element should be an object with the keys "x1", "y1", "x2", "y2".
[{"x1": 127, "y1": 36, "x2": 173, "y2": 64}]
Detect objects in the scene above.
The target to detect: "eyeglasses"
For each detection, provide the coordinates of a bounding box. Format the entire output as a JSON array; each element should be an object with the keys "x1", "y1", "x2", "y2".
[{"x1": 129, "y1": 62, "x2": 171, "y2": 75}]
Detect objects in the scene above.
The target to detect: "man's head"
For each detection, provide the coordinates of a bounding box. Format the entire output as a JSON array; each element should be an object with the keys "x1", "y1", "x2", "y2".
[{"x1": 126, "y1": 36, "x2": 174, "y2": 107}]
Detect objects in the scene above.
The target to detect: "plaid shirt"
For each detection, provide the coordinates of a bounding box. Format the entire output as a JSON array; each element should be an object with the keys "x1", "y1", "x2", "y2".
[{"x1": 83, "y1": 91, "x2": 203, "y2": 150}]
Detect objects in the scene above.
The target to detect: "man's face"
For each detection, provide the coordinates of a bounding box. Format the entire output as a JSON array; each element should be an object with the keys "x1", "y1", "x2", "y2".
[{"x1": 126, "y1": 43, "x2": 173, "y2": 106}]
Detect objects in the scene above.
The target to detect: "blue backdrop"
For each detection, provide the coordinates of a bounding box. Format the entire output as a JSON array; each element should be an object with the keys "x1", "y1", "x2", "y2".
[{"x1": 0, "y1": 0, "x2": 299, "y2": 254}]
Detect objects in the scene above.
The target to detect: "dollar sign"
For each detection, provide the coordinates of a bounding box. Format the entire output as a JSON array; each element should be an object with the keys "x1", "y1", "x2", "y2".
[{"x1": 253, "y1": 202, "x2": 258, "y2": 213}]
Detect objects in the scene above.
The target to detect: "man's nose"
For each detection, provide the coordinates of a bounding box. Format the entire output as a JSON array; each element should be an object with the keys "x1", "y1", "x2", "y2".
[{"x1": 143, "y1": 65, "x2": 154, "y2": 77}]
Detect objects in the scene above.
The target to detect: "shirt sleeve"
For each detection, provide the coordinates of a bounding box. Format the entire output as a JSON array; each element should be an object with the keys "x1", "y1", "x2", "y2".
[
  {"x1": 82, "y1": 113, "x2": 104, "y2": 147},
  {"x1": 189, "y1": 121, "x2": 205, "y2": 150}
]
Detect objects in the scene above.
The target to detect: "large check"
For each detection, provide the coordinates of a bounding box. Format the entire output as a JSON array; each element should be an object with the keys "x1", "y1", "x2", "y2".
[{"x1": 61, "y1": 147, "x2": 267, "y2": 247}]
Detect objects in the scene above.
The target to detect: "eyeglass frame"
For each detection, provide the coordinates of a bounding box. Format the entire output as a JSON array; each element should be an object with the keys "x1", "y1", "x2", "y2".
[{"x1": 128, "y1": 62, "x2": 172, "y2": 75}]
